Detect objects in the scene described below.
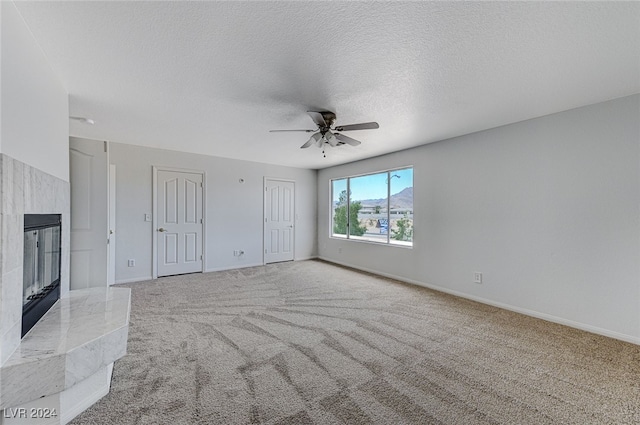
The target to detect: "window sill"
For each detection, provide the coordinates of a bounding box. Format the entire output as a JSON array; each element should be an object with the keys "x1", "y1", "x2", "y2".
[{"x1": 330, "y1": 235, "x2": 413, "y2": 249}]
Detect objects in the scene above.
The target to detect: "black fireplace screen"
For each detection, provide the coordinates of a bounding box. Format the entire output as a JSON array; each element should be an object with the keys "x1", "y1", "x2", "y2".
[{"x1": 22, "y1": 214, "x2": 61, "y2": 337}]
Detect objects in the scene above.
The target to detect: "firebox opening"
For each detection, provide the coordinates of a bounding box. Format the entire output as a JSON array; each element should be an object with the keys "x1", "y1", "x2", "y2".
[{"x1": 22, "y1": 214, "x2": 62, "y2": 338}]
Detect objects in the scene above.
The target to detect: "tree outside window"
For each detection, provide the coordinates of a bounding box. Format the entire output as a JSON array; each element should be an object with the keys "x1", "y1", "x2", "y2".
[{"x1": 332, "y1": 190, "x2": 366, "y2": 236}]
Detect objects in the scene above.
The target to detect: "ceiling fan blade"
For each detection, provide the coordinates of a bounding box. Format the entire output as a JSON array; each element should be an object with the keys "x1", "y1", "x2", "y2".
[
  {"x1": 335, "y1": 133, "x2": 362, "y2": 146},
  {"x1": 307, "y1": 111, "x2": 328, "y2": 127},
  {"x1": 270, "y1": 129, "x2": 315, "y2": 132},
  {"x1": 301, "y1": 132, "x2": 322, "y2": 149},
  {"x1": 325, "y1": 132, "x2": 338, "y2": 147},
  {"x1": 334, "y1": 122, "x2": 379, "y2": 131}
]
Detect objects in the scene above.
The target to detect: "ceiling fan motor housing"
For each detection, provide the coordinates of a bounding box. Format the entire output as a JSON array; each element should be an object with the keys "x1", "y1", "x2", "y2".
[
  {"x1": 320, "y1": 111, "x2": 336, "y2": 127},
  {"x1": 270, "y1": 110, "x2": 376, "y2": 150}
]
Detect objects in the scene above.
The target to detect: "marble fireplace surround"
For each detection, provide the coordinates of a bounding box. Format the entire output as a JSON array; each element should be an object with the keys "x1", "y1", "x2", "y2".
[
  {"x1": 0, "y1": 154, "x2": 71, "y2": 364},
  {"x1": 0, "y1": 154, "x2": 130, "y2": 423}
]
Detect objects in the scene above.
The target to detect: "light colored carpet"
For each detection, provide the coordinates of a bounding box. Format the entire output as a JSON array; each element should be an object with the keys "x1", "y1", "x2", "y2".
[{"x1": 71, "y1": 260, "x2": 640, "y2": 424}]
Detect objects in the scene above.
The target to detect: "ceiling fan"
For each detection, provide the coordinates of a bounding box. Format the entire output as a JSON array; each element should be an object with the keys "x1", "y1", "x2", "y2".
[{"x1": 270, "y1": 111, "x2": 379, "y2": 156}]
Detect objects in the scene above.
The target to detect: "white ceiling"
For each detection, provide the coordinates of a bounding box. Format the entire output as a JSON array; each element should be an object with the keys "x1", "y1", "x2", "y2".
[{"x1": 14, "y1": 1, "x2": 640, "y2": 170}]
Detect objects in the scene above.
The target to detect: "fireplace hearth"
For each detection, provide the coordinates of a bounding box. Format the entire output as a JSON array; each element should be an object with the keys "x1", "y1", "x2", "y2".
[{"x1": 22, "y1": 214, "x2": 61, "y2": 337}]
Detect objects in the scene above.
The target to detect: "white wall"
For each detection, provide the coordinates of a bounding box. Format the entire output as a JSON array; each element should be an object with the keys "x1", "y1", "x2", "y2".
[
  {"x1": 0, "y1": 1, "x2": 69, "y2": 182},
  {"x1": 0, "y1": 1, "x2": 70, "y2": 364},
  {"x1": 109, "y1": 142, "x2": 317, "y2": 283},
  {"x1": 318, "y1": 94, "x2": 640, "y2": 344}
]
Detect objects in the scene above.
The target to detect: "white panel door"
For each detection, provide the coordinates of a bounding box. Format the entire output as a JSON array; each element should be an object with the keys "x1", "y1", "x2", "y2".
[
  {"x1": 264, "y1": 179, "x2": 295, "y2": 264},
  {"x1": 69, "y1": 138, "x2": 108, "y2": 289},
  {"x1": 157, "y1": 170, "x2": 203, "y2": 277}
]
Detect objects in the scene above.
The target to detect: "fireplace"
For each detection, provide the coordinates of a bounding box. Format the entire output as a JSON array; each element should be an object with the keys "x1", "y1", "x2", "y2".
[{"x1": 22, "y1": 214, "x2": 62, "y2": 337}]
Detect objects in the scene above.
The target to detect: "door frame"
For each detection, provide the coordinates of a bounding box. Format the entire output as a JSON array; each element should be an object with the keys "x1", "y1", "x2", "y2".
[
  {"x1": 107, "y1": 163, "x2": 116, "y2": 285},
  {"x1": 263, "y1": 177, "x2": 296, "y2": 265},
  {"x1": 152, "y1": 166, "x2": 207, "y2": 279}
]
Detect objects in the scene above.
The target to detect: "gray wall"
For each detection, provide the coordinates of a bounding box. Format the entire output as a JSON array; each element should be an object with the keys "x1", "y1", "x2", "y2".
[
  {"x1": 109, "y1": 142, "x2": 317, "y2": 283},
  {"x1": 318, "y1": 94, "x2": 640, "y2": 343}
]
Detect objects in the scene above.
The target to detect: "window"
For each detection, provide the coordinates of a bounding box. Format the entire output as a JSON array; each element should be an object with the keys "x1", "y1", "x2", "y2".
[{"x1": 331, "y1": 167, "x2": 413, "y2": 246}]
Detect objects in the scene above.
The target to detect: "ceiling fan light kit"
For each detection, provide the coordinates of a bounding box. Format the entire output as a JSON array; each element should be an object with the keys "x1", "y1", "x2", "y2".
[{"x1": 270, "y1": 111, "x2": 379, "y2": 157}]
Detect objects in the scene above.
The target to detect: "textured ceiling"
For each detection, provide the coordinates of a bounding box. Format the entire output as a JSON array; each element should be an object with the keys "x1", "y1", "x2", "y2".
[{"x1": 13, "y1": 1, "x2": 640, "y2": 169}]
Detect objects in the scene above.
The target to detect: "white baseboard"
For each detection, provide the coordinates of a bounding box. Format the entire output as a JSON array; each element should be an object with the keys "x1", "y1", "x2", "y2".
[
  {"x1": 206, "y1": 257, "x2": 318, "y2": 273},
  {"x1": 295, "y1": 255, "x2": 319, "y2": 261},
  {"x1": 114, "y1": 276, "x2": 153, "y2": 285},
  {"x1": 205, "y1": 262, "x2": 264, "y2": 273},
  {"x1": 116, "y1": 258, "x2": 319, "y2": 283},
  {"x1": 318, "y1": 257, "x2": 640, "y2": 346}
]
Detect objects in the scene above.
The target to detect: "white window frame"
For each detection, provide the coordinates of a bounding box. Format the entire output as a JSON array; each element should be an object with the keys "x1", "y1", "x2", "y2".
[{"x1": 330, "y1": 166, "x2": 413, "y2": 247}]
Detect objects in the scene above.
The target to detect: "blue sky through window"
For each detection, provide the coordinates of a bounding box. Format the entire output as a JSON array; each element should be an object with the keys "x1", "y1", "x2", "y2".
[
  {"x1": 332, "y1": 168, "x2": 413, "y2": 203},
  {"x1": 332, "y1": 179, "x2": 347, "y2": 204},
  {"x1": 351, "y1": 168, "x2": 413, "y2": 200}
]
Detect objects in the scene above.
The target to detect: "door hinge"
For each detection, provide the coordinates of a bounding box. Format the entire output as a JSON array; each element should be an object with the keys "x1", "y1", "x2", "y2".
[
  {"x1": 200, "y1": 182, "x2": 203, "y2": 187},
  {"x1": 200, "y1": 218, "x2": 203, "y2": 223},
  {"x1": 265, "y1": 249, "x2": 267, "y2": 254},
  {"x1": 104, "y1": 141, "x2": 107, "y2": 152},
  {"x1": 107, "y1": 239, "x2": 109, "y2": 245},
  {"x1": 200, "y1": 255, "x2": 202, "y2": 260}
]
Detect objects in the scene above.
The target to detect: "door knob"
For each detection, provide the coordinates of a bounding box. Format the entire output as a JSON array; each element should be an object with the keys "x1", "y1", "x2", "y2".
[{"x1": 158, "y1": 228, "x2": 166, "y2": 232}]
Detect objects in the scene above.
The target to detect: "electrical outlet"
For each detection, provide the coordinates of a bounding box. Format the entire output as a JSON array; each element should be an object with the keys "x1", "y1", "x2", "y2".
[
  {"x1": 474, "y1": 272, "x2": 482, "y2": 284},
  {"x1": 144, "y1": 214, "x2": 151, "y2": 222},
  {"x1": 338, "y1": 247, "x2": 342, "y2": 254},
  {"x1": 128, "y1": 259, "x2": 136, "y2": 267}
]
